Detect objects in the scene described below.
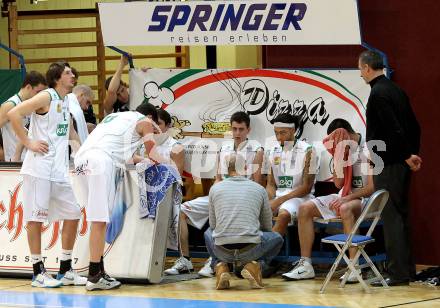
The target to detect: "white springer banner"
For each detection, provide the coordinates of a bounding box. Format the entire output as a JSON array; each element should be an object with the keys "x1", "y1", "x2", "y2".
[
  {"x1": 129, "y1": 68, "x2": 370, "y2": 180},
  {"x1": 98, "y1": 0, "x2": 361, "y2": 46}
]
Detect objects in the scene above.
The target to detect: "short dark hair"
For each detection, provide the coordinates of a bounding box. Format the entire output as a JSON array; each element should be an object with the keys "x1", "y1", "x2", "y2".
[
  {"x1": 230, "y1": 111, "x2": 250, "y2": 128},
  {"x1": 71, "y1": 67, "x2": 79, "y2": 79},
  {"x1": 104, "y1": 77, "x2": 112, "y2": 90},
  {"x1": 105, "y1": 76, "x2": 127, "y2": 90},
  {"x1": 359, "y1": 50, "x2": 384, "y2": 70},
  {"x1": 46, "y1": 61, "x2": 70, "y2": 88},
  {"x1": 272, "y1": 113, "x2": 300, "y2": 129},
  {"x1": 157, "y1": 108, "x2": 172, "y2": 126},
  {"x1": 22, "y1": 71, "x2": 47, "y2": 88},
  {"x1": 327, "y1": 118, "x2": 355, "y2": 135},
  {"x1": 136, "y1": 102, "x2": 158, "y2": 123}
]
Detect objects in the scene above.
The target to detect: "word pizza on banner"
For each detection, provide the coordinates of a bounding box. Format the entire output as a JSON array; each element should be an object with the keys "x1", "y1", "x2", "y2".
[
  {"x1": 129, "y1": 68, "x2": 370, "y2": 180},
  {"x1": 98, "y1": 0, "x2": 361, "y2": 46}
]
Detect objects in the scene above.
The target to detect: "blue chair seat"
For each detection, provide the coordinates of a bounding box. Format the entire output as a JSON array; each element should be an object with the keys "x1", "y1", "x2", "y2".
[{"x1": 322, "y1": 234, "x2": 374, "y2": 244}]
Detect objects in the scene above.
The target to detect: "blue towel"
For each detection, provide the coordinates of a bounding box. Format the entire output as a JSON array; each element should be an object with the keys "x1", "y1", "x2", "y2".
[
  {"x1": 137, "y1": 162, "x2": 182, "y2": 250},
  {"x1": 105, "y1": 168, "x2": 129, "y2": 244}
]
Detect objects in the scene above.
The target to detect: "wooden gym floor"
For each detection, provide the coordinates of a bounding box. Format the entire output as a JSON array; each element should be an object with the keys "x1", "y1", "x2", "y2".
[{"x1": 0, "y1": 261, "x2": 438, "y2": 308}]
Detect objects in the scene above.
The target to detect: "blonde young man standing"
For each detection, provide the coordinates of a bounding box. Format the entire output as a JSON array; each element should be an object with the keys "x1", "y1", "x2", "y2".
[{"x1": 67, "y1": 84, "x2": 94, "y2": 144}]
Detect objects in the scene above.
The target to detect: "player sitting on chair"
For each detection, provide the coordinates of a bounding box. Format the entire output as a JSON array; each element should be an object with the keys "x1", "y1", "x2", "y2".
[
  {"x1": 282, "y1": 118, "x2": 374, "y2": 282},
  {"x1": 266, "y1": 113, "x2": 318, "y2": 236},
  {"x1": 164, "y1": 111, "x2": 264, "y2": 277}
]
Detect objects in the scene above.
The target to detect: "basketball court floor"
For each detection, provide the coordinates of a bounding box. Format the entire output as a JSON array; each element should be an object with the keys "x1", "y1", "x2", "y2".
[{"x1": 0, "y1": 272, "x2": 438, "y2": 308}]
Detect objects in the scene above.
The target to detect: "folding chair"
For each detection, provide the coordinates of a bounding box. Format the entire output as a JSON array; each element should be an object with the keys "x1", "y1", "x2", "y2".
[{"x1": 319, "y1": 189, "x2": 390, "y2": 293}]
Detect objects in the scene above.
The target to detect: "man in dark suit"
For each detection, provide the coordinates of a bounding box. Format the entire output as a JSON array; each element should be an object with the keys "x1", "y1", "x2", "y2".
[{"x1": 358, "y1": 50, "x2": 422, "y2": 286}]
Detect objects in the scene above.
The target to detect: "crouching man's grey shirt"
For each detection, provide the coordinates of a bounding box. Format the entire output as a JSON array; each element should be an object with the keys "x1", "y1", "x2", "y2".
[{"x1": 208, "y1": 176, "x2": 272, "y2": 246}]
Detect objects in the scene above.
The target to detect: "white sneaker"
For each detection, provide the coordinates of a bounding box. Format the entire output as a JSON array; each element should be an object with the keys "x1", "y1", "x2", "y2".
[
  {"x1": 86, "y1": 273, "x2": 121, "y2": 291},
  {"x1": 282, "y1": 258, "x2": 315, "y2": 281},
  {"x1": 57, "y1": 269, "x2": 87, "y2": 286},
  {"x1": 198, "y1": 257, "x2": 214, "y2": 278},
  {"x1": 164, "y1": 257, "x2": 193, "y2": 275},
  {"x1": 340, "y1": 269, "x2": 361, "y2": 284},
  {"x1": 31, "y1": 271, "x2": 63, "y2": 288}
]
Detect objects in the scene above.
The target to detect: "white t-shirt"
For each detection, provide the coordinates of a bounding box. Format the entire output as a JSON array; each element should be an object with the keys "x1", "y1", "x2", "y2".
[
  {"x1": 155, "y1": 135, "x2": 179, "y2": 161},
  {"x1": 67, "y1": 93, "x2": 88, "y2": 144},
  {"x1": 217, "y1": 139, "x2": 262, "y2": 179}
]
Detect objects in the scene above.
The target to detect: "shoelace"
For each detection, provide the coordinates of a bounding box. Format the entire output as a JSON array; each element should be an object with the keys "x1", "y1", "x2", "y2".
[
  {"x1": 41, "y1": 271, "x2": 55, "y2": 280},
  {"x1": 102, "y1": 271, "x2": 114, "y2": 281},
  {"x1": 290, "y1": 258, "x2": 306, "y2": 271},
  {"x1": 175, "y1": 257, "x2": 188, "y2": 269}
]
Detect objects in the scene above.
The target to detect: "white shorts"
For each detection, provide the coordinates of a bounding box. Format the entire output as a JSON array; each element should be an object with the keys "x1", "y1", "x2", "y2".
[
  {"x1": 276, "y1": 190, "x2": 313, "y2": 216},
  {"x1": 22, "y1": 175, "x2": 81, "y2": 223},
  {"x1": 310, "y1": 194, "x2": 368, "y2": 220},
  {"x1": 74, "y1": 150, "x2": 117, "y2": 223},
  {"x1": 180, "y1": 195, "x2": 209, "y2": 230}
]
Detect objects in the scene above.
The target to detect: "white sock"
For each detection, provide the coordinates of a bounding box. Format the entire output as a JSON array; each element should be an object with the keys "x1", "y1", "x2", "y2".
[
  {"x1": 31, "y1": 254, "x2": 42, "y2": 264},
  {"x1": 349, "y1": 259, "x2": 359, "y2": 266},
  {"x1": 302, "y1": 257, "x2": 312, "y2": 265},
  {"x1": 61, "y1": 249, "x2": 73, "y2": 261}
]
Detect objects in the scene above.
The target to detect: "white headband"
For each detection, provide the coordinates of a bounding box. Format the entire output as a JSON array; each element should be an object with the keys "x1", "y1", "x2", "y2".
[{"x1": 274, "y1": 122, "x2": 296, "y2": 129}]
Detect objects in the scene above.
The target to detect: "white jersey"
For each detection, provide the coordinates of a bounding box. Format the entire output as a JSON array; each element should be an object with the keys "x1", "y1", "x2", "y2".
[
  {"x1": 155, "y1": 135, "x2": 179, "y2": 161},
  {"x1": 67, "y1": 93, "x2": 88, "y2": 144},
  {"x1": 76, "y1": 111, "x2": 145, "y2": 165},
  {"x1": 268, "y1": 140, "x2": 316, "y2": 194},
  {"x1": 349, "y1": 136, "x2": 370, "y2": 193},
  {"x1": 218, "y1": 139, "x2": 262, "y2": 179},
  {"x1": 21, "y1": 88, "x2": 70, "y2": 182},
  {"x1": 1, "y1": 94, "x2": 30, "y2": 161}
]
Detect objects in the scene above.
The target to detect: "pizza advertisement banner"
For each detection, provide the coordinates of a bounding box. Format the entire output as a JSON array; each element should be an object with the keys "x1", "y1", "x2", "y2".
[{"x1": 129, "y1": 68, "x2": 370, "y2": 181}]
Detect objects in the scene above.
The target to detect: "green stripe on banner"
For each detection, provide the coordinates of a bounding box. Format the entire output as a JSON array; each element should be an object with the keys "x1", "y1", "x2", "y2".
[
  {"x1": 301, "y1": 69, "x2": 365, "y2": 110},
  {"x1": 161, "y1": 69, "x2": 205, "y2": 88},
  {"x1": 0, "y1": 69, "x2": 22, "y2": 105}
]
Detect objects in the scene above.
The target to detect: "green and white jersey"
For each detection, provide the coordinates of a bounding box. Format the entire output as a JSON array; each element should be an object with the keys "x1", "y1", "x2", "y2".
[
  {"x1": 349, "y1": 137, "x2": 369, "y2": 192},
  {"x1": 21, "y1": 88, "x2": 70, "y2": 182},
  {"x1": 218, "y1": 139, "x2": 262, "y2": 179},
  {"x1": 0, "y1": 94, "x2": 30, "y2": 161},
  {"x1": 268, "y1": 140, "x2": 317, "y2": 193},
  {"x1": 76, "y1": 111, "x2": 146, "y2": 165}
]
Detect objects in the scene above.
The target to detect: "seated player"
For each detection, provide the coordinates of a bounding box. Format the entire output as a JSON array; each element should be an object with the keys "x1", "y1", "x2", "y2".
[
  {"x1": 282, "y1": 118, "x2": 373, "y2": 282},
  {"x1": 266, "y1": 113, "x2": 318, "y2": 236}
]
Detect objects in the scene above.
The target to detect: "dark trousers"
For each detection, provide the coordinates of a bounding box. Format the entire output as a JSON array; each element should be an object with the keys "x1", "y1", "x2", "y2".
[{"x1": 374, "y1": 163, "x2": 415, "y2": 280}]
